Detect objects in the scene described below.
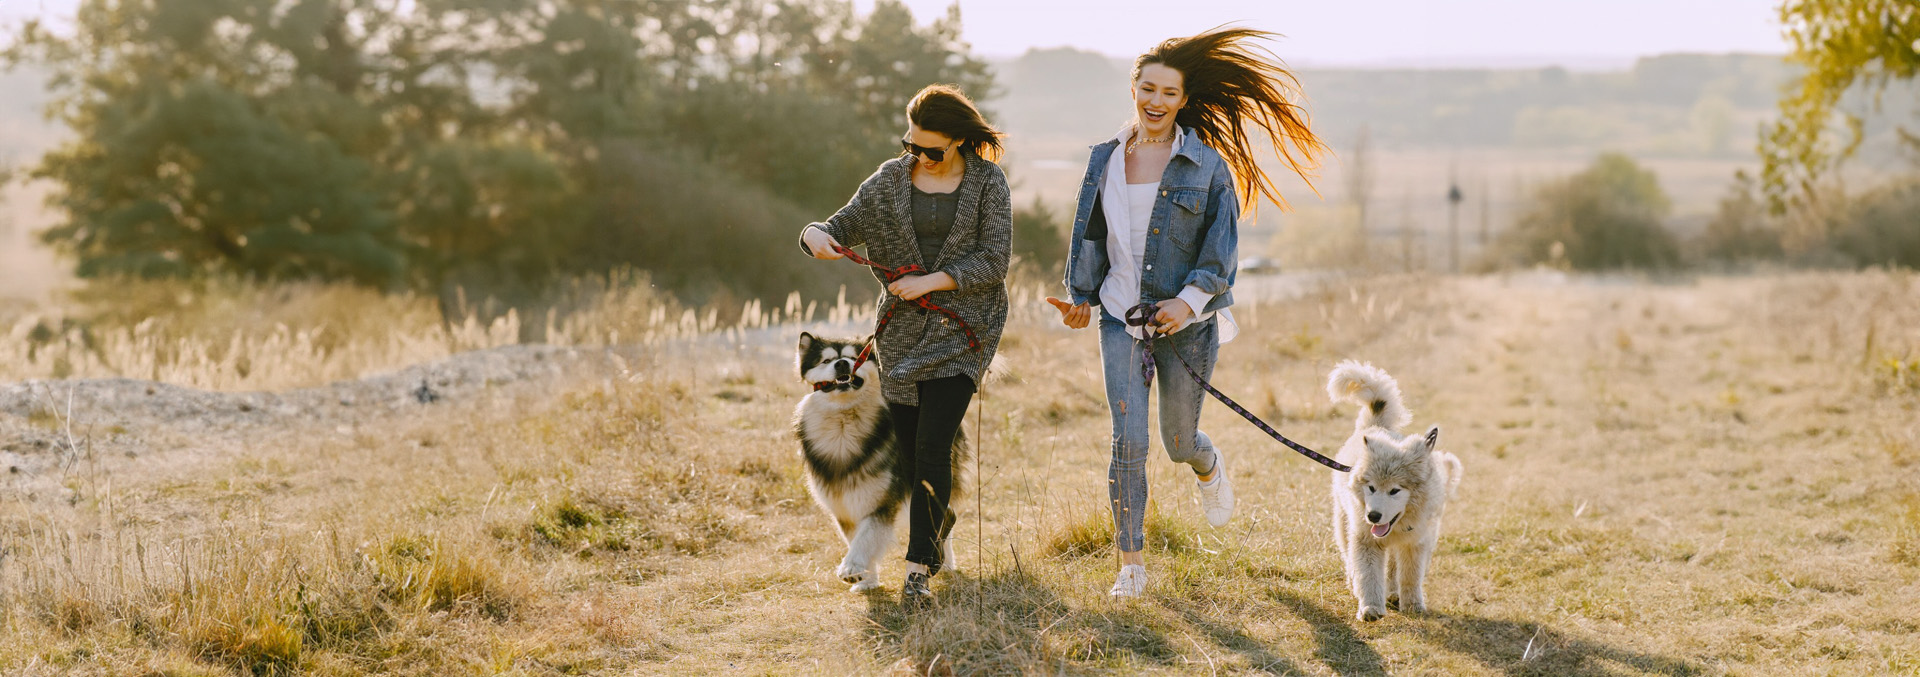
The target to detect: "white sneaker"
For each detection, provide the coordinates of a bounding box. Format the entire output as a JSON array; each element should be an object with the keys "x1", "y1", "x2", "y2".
[
  {"x1": 1109, "y1": 564, "x2": 1147, "y2": 598},
  {"x1": 1198, "y1": 447, "x2": 1235, "y2": 527}
]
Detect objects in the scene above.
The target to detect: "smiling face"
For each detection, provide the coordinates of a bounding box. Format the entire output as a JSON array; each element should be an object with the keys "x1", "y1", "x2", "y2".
[
  {"x1": 1348, "y1": 427, "x2": 1441, "y2": 538},
  {"x1": 1355, "y1": 451, "x2": 1414, "y2": 537},
  {"x1": 1132, "y1": 63, "x2": 1187, "y2": 138}
]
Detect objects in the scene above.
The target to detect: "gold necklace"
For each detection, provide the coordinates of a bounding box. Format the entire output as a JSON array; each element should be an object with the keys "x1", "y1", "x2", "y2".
[{"x1": 1126, "y1": 132, "x2": 1173, "y2": 157}]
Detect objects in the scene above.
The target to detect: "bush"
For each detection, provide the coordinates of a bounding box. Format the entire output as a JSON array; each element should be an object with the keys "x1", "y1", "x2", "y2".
[
  {"x1": 1698, "y1": 170, "x2": 1784, "y2": 264},
  {"x1": 1011, "y1": 195, "x2": 1068, "y2": 274},
  {"x1": 1832, "y1": 179, "x2": 1920, "y2": 269},
  {"x1": 1495, "y1": 153, "x2": 1681, "y2": 270}
]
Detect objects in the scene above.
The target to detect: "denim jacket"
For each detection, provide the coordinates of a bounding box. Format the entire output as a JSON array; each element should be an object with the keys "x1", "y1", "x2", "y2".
[{"x1": 1063, "y1": 126, "x2": 1238, "y2": 315}]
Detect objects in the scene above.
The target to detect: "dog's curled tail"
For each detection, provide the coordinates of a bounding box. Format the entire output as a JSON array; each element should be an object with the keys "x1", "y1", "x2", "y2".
[
  {"x1": 1326, "y1": 360, "x2": 1412, "y2": 432},
  {"x1": 1435, "y1": 450, "x2": 1463, "y2": 499}
]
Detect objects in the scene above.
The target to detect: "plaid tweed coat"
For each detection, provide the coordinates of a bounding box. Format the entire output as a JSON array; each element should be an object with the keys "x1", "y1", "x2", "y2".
[{"x1": 799, "y1": 149, "x2": 1011, "y2": 405}]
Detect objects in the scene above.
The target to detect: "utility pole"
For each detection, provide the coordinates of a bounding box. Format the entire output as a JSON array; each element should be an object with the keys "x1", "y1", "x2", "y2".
[
  {"x1": 1446, "y1": 175, "x2": 1463, "y2": 274},
  {"x1": 1479, "y1": 174, "x2": 1490, "y2": 247}
]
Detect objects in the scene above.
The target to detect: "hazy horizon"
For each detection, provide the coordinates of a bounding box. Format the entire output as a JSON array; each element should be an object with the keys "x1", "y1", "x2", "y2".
[
  {"x1": 855, "y1": 0, "x2": 1789, "y2": 65},
  {"x1": 5, "y1": 0, "x2": 1792, "y2": 69}
]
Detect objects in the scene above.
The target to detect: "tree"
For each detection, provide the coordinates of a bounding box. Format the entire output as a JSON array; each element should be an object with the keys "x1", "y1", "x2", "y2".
[
  {"x1": 1699, "y1": 170, "x2": 1784, "y2": 263},
  {"x1": 1497, "y1": 153, "x2": 1680, "y2": 270},
  {"x1": 1010, "y1": 195, "x2": 1066, "y2": 273},
  {"x1": 1760, "y1": 0, "x2": 1920, "y2": 214},
  {"x1": 3, "y1": 0, "x2": 505, "y2": 287},
  {"x1": 1832, "y1": 178, "x2": 1920, "y2": 268},
  {"x1": 4, "y1": 0, "x2": 993, "y2": 304}
]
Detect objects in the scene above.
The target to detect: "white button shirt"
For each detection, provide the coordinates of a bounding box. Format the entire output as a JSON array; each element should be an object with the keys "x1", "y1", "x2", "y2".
[{"x1": 1098, "y1": 124, "x2": 1239, "y2": 343}]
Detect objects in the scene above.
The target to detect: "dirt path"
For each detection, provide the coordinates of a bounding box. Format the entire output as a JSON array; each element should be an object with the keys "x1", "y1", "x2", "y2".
[{"x1": 0, "y1": 344, "x2": 614, "y2": 508}]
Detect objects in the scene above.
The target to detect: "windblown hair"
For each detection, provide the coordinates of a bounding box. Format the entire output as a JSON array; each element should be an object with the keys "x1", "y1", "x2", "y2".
[
  {"x1": 1135, "y1": 27, "x2": 1330, "y2": 211},
  {"x1": 906, "y1": 84, "x2": 1005, "y2": 163}
]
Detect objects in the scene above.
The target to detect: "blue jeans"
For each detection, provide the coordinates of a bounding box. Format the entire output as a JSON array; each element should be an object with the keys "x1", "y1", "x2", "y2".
[{"x1": 1100, "y1": 311, "x2": 1220, "y2": 553}]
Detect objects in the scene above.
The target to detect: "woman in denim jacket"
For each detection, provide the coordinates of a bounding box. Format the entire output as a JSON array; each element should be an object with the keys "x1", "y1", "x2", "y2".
[{"x1": 1046, "y1": 28, "x2": 1329, "y2": 598}]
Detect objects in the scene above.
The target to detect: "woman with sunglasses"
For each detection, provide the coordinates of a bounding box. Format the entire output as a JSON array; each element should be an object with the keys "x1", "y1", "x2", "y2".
[
  {"x1": 799, "y1": 84, "x2": 1011, "y2": 607},
  {"x1": 1045, "y1": 28, "x2": 1330, "y2": 598}
]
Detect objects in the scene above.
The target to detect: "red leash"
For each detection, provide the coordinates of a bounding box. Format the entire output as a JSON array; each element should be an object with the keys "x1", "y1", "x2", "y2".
[{"x1": 828, "y1": 243, "x2": 980, "y2": 378}]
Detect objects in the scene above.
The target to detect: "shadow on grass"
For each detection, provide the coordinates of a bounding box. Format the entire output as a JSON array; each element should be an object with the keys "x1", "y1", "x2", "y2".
[
  {"x1": 1266, "y1": 587, "x2": 1387, "y2": 677},
  {"x1": 1166, "y1": 599, "x2": 1311, "y2": 676},
  {"x1": 1413, "y1": 612, "x2": 1704, "y2": 677},
  {"x1": 861, "y1": 564, "x2": 1176, "y2": 674}
]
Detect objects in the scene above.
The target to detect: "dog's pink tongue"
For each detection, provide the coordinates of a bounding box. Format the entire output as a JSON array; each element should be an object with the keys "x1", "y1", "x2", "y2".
[{"x1": 1370, "y1": 524, "x2": 1391, "y2": 537}]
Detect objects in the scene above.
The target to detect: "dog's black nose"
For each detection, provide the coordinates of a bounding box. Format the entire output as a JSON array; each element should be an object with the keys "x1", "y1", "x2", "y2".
[
  {"x1": 1367, "y1": 511, "x2": 1381, "y2": 523},
  {"x1": 834, "y1": 360, "x2": 851, "y2": 378}
]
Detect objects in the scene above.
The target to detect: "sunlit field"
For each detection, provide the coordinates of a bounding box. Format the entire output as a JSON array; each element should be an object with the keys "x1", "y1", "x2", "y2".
[{"x1": 0, "y1": 270, "x2": 1914, "y2": 675}]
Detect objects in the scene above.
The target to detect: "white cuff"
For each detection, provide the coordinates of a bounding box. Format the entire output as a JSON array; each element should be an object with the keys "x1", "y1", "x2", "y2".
[{"x1": 1175, "y1": 285, "x2": 1214, "y2": 318}]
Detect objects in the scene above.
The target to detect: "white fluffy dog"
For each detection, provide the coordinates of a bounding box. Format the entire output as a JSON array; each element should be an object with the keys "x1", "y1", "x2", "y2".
[{"x1": 1326, "y1": 360, "x2": 1463, "y2": 621}]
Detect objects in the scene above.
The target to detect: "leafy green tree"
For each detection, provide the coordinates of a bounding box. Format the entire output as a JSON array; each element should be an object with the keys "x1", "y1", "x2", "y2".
[
  {"x1": 3, "y1": 0, "x2": 514, "y2": 287},
  {"x1": 479, "y1": 0, "x2": 993, "y2": 295},
  {"x1": 1498, "y1": 153, "x2": 1680, "y2": 270},
  {"x1": 1760, "y1": 0, "x2": 1920, "y2": 213},
  {"x1": 6, "y1": 1, "x2": 399, "y2": 284},
  {"x1": 6, "y1": 0, "x2": 993, "y2": 304}
]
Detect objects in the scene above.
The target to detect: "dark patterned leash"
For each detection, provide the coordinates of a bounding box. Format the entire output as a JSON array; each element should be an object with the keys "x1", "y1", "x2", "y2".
[
  {"x1": 1125, "y1": 304, "x2": 1351, "y2": 472},
  {"x1": 827, "y1": 243, "x2": 981, "y2": 376}
]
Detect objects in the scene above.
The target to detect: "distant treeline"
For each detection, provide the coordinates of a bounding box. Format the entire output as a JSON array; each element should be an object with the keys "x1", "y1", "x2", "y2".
[
  {"x1": 2, "y1": 0, "x2": 1021, "y2": 306},
  {"x1": 996, "y1": 49, "x2": 1919, "y2": 161},
  {"x1": 1483, "y1": 152, "x2": 1920, "y2": 272}
]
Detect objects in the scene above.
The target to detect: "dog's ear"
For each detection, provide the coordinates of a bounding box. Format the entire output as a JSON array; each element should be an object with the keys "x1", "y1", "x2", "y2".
[
  {"x1": 1422, "y1": 425, "x2": 1441, "y2": 453},
  {"x1": 797, "y1": 332, "x2": 817, "y2": 374}
]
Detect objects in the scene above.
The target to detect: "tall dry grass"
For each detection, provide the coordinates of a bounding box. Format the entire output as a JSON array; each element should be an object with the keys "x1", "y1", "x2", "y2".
[
  {"x1": 1, "y1": 269, "x2": 1917, "y2": 674},
  {"x1": 0, "y1": 271, "x2": 884, "y2": 391}
]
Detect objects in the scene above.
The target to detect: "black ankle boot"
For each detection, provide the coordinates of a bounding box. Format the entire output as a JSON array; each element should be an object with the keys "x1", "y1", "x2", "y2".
[{"x1": 901, "y1": 571, "x2": 933, "y2": 609}]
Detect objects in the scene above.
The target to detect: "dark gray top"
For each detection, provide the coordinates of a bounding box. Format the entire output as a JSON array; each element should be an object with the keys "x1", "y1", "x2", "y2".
[
  {"x1": 911, "y1": 183, "x2": 961, "y2": 269},
  {"x1": 799, "y1": 149, "x2": 1012, "y2": 405}
]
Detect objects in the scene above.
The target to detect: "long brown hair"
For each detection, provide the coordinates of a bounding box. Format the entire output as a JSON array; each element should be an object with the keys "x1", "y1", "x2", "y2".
[
  {"x1": 1135, "y1": 27, "x2": 1329, "y2": 210},
  {"x1": 906, "y1": 84, "x2": 1005, "y2": 163}
]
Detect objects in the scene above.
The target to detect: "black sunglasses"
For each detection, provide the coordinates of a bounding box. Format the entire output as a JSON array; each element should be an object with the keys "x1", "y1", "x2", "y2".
[{"x1": 901, "y1": 139, "x2": 948, "y2": 162}]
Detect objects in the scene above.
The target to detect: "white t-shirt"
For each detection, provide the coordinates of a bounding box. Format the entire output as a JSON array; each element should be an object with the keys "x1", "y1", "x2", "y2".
[
  {"x1": 1127, "y1": 181, "x2": 1158, "y2": 258},
  {"x1": 1097, "y1": 124, "x2": 1238, "y2": 343}
]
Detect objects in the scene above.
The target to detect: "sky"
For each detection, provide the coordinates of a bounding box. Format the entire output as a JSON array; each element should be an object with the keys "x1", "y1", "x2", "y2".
[
  {"x1": 854, "y1": 0, "x2": 1790, "y2": 67},
  {"x1": 2, "y1": 0, "x2": 1791, "y2": 68}
]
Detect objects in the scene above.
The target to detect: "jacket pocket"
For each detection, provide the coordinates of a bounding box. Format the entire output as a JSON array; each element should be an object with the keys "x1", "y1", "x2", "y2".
[
  {"x1": 1069, "y1": 238, "x2": 1108, "y2": 294},
  {"x1": 1165, "y1": 188, "x2": 1208, "y2": 249}
]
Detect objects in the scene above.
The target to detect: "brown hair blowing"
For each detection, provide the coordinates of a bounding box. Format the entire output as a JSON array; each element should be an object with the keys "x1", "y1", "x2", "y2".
[
  {"x1": 1136, "y1": 27, "x2": 1330, "y2": 211},
  {"x1": 907, "y1": 84, "x2": 1006, "y2": 163}
]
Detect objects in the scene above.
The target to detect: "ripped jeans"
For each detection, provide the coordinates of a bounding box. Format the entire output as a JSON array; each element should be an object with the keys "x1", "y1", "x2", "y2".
[{"x1": 1099, "y1": 310, "x2": 1219, "y2": 553}]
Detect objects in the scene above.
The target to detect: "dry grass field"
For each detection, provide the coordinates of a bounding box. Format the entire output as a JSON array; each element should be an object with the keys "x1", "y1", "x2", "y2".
[{"x1": 0, "y1": 270, "x2": 1917, "y2": 675}]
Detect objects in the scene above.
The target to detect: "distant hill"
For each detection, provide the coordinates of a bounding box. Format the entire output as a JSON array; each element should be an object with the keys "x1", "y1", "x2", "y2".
[
  {"x1": 986, "y1": 50, "x2": 1810, "y2": 158},
  {"x1": 981, "y1": 48, "x2": 1918, "y2": 243}
]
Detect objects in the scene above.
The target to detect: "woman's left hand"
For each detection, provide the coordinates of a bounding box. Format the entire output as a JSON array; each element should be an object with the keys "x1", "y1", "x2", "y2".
[
  {"x1": 1151, "y1": 298, "x2": 1194, "y2": 334},
  {"x1": 888, "y1": 273, "x2": 955, "y2": 301}
]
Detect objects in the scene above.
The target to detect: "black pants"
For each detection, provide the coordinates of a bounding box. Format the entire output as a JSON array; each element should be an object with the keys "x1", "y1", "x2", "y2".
[{"x1": 887, "y1": 373, "x2": 974, "y2": 574}]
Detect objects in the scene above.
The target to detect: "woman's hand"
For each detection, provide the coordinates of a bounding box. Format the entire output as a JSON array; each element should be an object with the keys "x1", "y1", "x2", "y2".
[
  {"x1": 802, "y1": 226, "x2": 844, "y2": 260},
  {"x1": 888, "y1": 272, "x2": 954, "y2": 301},
  {"x1": 1045, "y1": 297, "x2": 1091, "y2": 329},
  {"x1": 1151, "y1": 298, "x2": 1194, "y2": 335}
]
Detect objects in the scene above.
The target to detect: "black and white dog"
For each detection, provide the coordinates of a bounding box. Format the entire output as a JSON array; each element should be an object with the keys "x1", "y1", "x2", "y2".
[{"x1": 792, "y1": 332, "x2": 966, "y2": 591}]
